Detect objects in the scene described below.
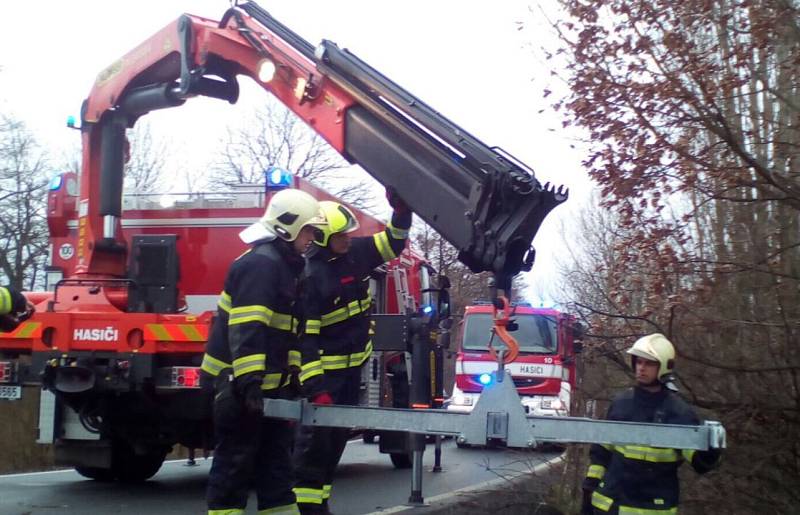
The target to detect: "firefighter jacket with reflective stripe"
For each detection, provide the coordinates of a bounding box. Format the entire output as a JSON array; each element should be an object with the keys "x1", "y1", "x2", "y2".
[
  {"x1": 301, "y1": 210, "x2": 410, "y2": 387},
  {"x1": 201, "y1": 239, "x2": 312, "y2": 397},
  {"x1": 583, "y1": 387, "x2": 720, "y2": 513},
  {"x1": 0, "y1": 286, "x2": 25, "y2": 316}
]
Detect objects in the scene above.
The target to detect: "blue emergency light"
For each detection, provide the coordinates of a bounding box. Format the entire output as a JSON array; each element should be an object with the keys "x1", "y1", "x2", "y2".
[
  {"x1": 265, "y1": 166, "x2": 293, "y2": 189},
  {"x1": 422, "y1": 305, "x2": 434, "y2": 315},
  {"x1": 478, "y1": 373, "x2": 493, "y2": 386},
  {"x1": 49, "y1": 174, "x2": 63, "y2": 191}
]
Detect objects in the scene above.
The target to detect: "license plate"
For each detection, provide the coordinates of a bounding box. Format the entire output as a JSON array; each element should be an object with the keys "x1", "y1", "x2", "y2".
[{"x1": 0, "y1": 385, "x2": 21, "y2": 400}]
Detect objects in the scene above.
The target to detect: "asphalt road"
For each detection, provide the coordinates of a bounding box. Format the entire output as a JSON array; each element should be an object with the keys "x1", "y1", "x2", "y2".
[{"x1": 0, "y1": 440, "x2": 560, "y2": 515}]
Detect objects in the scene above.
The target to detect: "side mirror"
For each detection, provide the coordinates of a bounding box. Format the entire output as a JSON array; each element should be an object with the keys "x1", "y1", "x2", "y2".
[
  {"x1": 572, "y1": 321, "x2": 585, "y2": 341},
  {"x1": 571, "y1": 321, "x2": 585, "y2": 354},
  {"x1": 438, "y1": 274, "x2": 451, "y2": 289}
]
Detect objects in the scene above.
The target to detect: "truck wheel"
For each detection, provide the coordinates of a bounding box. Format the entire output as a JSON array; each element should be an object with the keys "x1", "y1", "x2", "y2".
[
  {"x1": 74, "y1": 466, "x2": 115, "y2": 482},
  {"x1": 390, "y1": 452, "x2": 412, "y2": 469},
  {"x1": 456, "y1": 441, "x2": 473, "y2": 449},
  {"x1": 362, "y1": 431, "x2": 377, "y2": 444},
  {"x1": 112, "y1": 442, "x2": 167, "y2": 482}
]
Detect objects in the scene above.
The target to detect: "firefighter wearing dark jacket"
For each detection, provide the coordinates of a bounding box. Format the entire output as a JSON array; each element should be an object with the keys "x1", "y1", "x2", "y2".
[
  {"x1": 0, "y1": 286, "x2": 33, "y2": 332},
  {"x1": 582, "y1": 334, "x2": 721, "y2": 515},
  {"x1": 205, "y1": 188, "x2": 328, "y2": 515},
  {"x1": 293, "y1": 190, "x2": 411, "y2": 514}
]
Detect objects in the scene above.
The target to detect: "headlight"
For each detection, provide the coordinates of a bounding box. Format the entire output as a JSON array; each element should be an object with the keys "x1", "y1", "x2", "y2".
[
  {"x1": 258, "y1": 59, "x2": 276, "y2": 83},
  {"x1": 542, "y1": 398, "x2": 564, "y2": 410}
]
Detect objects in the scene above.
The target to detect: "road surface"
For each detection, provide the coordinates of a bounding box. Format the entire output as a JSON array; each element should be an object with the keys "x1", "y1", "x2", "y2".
[{"x1": 0, "y1": 440, "x2": 560, "y2": 515}]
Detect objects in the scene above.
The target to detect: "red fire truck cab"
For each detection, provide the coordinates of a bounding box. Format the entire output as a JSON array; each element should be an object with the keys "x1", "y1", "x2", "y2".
[{"x1": 447, "y1": 302, "x2": 582, "y2": 428}]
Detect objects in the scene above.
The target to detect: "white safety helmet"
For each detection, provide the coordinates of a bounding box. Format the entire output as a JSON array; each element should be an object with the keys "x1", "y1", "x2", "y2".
[
  {"x1": 626, "y1": 333, "x2": 676, "y2": 380},
  {"x1": 240, "y1": 189, "x2": 327, "y2": 244}
]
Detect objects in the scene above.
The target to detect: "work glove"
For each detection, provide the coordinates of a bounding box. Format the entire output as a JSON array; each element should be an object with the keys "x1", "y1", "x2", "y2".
[
  {"x1": 385, "y1": 187, "x2": 410, "y2": 215},
  {"x1": 694, "y1": 448, "x2": 722, "y2": 470},
  {"x1": 311, "y1": 391, "x2": 334, "y2": 405},
  {"x1": 234, "y1": 373, "x2": 264, "y2": 416}
]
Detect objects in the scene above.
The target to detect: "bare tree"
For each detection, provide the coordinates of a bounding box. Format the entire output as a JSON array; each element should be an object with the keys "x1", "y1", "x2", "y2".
[
  {"x1": 540, "y1": 0, "x2": 800, "y2": 512},
  {"x1": 412, "y1": 220, "x2": 525, "y2": 317},
  {"x1": 123, "y1": 122, "x2": 167, "y2": 193},
  {"x1": 212, "y1": 98, "x2": 378, "y2": 211},
  {"x1": 0, "y1": 114, "x2": 50, "y2": 290}
]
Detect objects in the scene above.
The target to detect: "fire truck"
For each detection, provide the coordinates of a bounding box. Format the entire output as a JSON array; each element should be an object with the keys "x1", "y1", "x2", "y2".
[
  {"x1": 0, "y1": 1, "x2": 565, "y2": 481},
  {"x1": 447, "y1": 302, "x2": 583, "y2": 446}
]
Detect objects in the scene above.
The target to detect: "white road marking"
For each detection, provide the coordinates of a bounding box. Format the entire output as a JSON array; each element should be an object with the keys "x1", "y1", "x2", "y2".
[{"x1": 363, "y1": 454, "x2": 565, "y2": 514}]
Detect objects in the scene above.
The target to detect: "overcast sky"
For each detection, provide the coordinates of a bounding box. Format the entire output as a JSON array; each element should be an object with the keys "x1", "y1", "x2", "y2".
[{"x1": 0, "y1": 0, "x2": 591, "y2": 304}]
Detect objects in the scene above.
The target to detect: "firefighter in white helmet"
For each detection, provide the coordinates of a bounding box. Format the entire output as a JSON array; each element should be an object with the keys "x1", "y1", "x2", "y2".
[
  {"x1": 204, "y1": 188, "x2": 328, "y2": 515},
  {"x1": 581, "y1": 334, "x2": 721, "y2": 514}
]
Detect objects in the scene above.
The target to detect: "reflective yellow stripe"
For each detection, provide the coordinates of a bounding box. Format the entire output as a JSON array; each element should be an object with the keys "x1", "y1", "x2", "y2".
[
  {"x1": 592, "y1": 491, "x2": 614, "y2": 511},
  {"x1": 232, "y1": 354, "x2": 266, "y2": 377},
  {"x1": 201, "y1": 354, "x2": 230, "y2": 376},
  {"x1": 293, "y1": 487, "x2": 324, "y2": 504},
  {"x1": 300, "y1": 360, "x2": 324, "y2": 383},
  {"x1": 305, "y1": 319, "x2": 321, "y2": 335},
  {"x1": 10, "y1": 321, "x2": 40, "y2": 338},
  {"x1": 261, "y1": 373, "x2": 284, "y2": 391},
  {"x1": 0, "y1": 288, "x2": 11, "y2": 315},
  {"x1": 218, "y1": 291, "x2": 232, "y2": 313},
  {"x1": 229, "y1": 305, "x2": 295, "y2": 331},
  {"x1": 373, "y1": 231, "x2": 396, "y2": 261},
  {"x1": 147, "y1": 324, "x2": 171, "y2": 340},
  {"x1": 614, "y1": 445, "x2": 680, "y2": 463},
  {"x1": 320, "y1": 341, "x2": 372, "y2": 370},
  {"x1": 587, "y1": 464, "x2": 606, "y2": 479},
  {"x1": 323, "y1": 484, "x2": 332, "y2": 499},
  {"x1": 208, "y1": 509, "x2": 244, "y2": 515},
  {"x1": 618, "y1": 506, "x2": 677, "y2": 514},
  {"x1": 288, "y1": 350, "x2": 301, "y2": 369},
  {"x1": 320, "y1": 295, "x2": 371, "y2": 327},
  {"x1": 351, "y1": 340, "x2": 373, "y2": 367},
  {"x1": 320, "y1": 354, "x2": 350, "y2": 370},
  {"x1": 386, "y1": 222, "x2": 409, "y2": 240},
  {"x1": 258, "y1": 503, "x2": 300, "y2": 515},
  {"x1": 681, "y1": 449, "x2": 695, "y2": 462}
]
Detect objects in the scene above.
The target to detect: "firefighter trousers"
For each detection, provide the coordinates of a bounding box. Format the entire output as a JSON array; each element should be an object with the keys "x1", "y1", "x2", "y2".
[
  {"x1": 207, "y1": 380, "x2": 298, "y2": 515},
  {"x1": 293, "y1": 367, "x2": 361, "y2": 513}
]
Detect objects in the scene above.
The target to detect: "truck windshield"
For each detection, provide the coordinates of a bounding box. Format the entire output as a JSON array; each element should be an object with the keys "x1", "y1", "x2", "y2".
[{"x1": 462, "y1": 313, "x2": 557, "y2": 354}]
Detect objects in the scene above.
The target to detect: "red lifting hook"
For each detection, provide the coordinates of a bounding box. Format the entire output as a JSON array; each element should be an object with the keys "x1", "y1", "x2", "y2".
[{"x1": 488, "y1": 295, "x2": 520, "y2": 364}]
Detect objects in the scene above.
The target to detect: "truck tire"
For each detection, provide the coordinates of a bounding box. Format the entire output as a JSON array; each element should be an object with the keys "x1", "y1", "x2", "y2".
[
  {"x1": 389, "y1": 452, "x2": 412, "y2": 469},
  {"x1": 112, "y1": 441, "x2": 167, "y2": 482},
  {"x1": 74, "y1": 466, "x2": 116, "y2": 481}
]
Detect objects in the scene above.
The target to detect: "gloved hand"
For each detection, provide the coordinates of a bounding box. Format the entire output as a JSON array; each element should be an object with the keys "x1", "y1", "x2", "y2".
[
  {"x1": 234, "y1": 374, "x2": 264, "y2": 416},
  {"x1": 694, "y1": 448, "x2": 722, "y2": 469},
  {"x1": 581, "y1": 488, "x2": 595, "y2": 515},
  {"x1": 311, "y1": 391, "x2": 333, "y2": 405},
  {"x1": 385, "y1": 187, "x2": 409, "y2": 215}
]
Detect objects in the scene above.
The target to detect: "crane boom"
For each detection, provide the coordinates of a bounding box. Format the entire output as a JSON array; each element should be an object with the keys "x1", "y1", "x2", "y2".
[{"x1": 77, "y1": 2, "x2": 566, "y2": 288}]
